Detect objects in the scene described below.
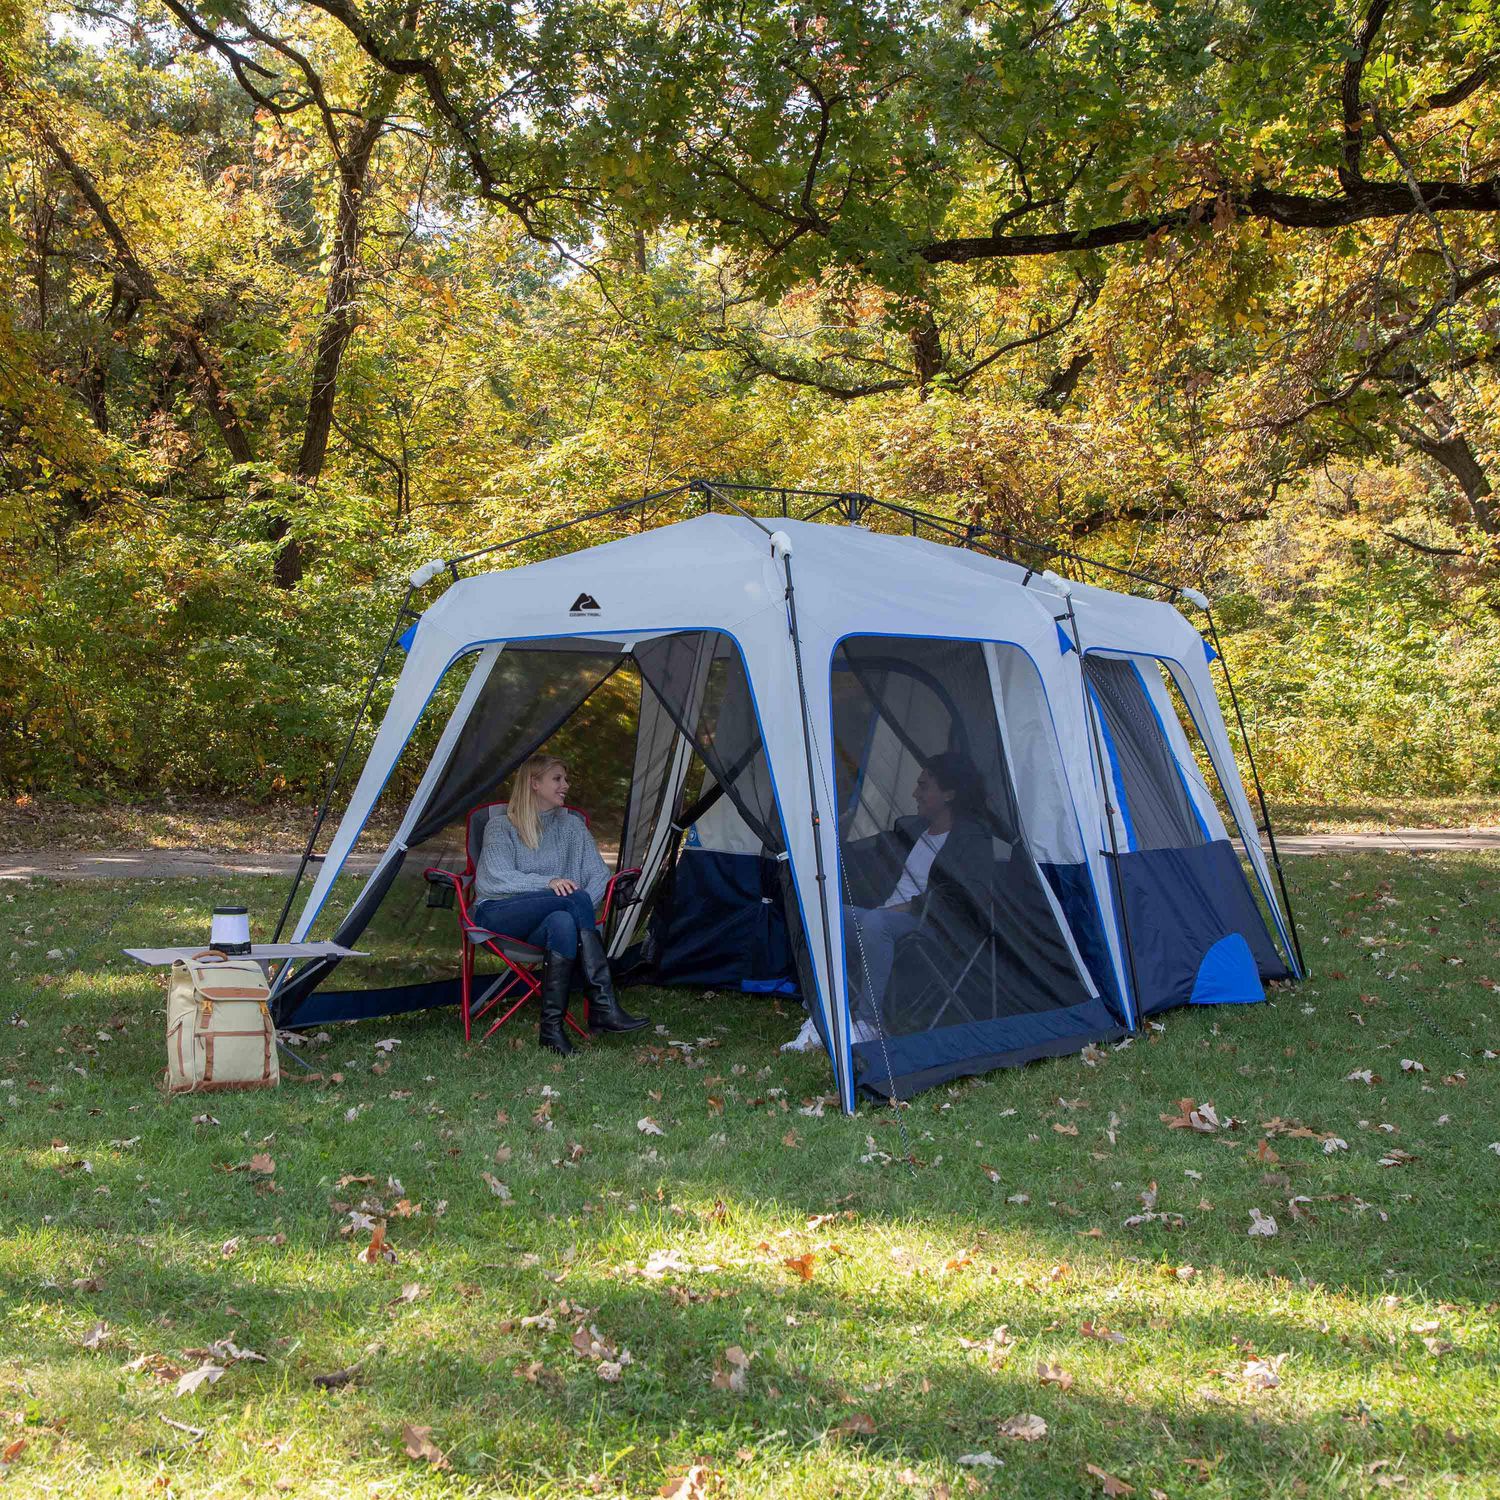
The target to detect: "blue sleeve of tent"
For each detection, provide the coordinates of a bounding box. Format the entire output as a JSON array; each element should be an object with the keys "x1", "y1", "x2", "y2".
[
  {"x1": 1056, "y1": 622, "x2": 1075, "y2": 654},
  {"x1": 1202, "y1": 634, "x2": 1218, "y2": 663},
  {"x1": 397, "y1": 621, "x2": 418, "y2": 652}
]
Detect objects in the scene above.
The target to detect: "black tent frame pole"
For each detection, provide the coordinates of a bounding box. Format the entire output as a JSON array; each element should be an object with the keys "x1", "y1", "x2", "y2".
[
  {"x1": 777, "y1": 544, "x2": 852, "y2": 1110},
  {"x1": 271, "y1": 582, "x2": 418, "y2": 943},
  {"x1": 1063, "y1": 601, "x2": 1147, "y2": 1031},
  {"x1": 1201, "y1": 607, "x2": 1306, "y2": 976}
]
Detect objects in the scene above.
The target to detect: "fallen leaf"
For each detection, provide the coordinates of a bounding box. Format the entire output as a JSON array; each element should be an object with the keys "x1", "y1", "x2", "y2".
[
  {"x1": 246, "y1": 1153, "x2": 275, "y2": 1175},
  {"x1": 1238, "y1": 1353, "x2": 1288, "y2": 1390},
  {"x1": 783, "y1": 1251, "x2": 817, "y2": 1281},
  {"x1": 389, "y1": 1283, "x2": 424, "y2": 1308},
  {"x1": 311, "y1": 1365, "x2": 360, "y2": 1389},
  {"x1": 1053, "y1": 1122, "x2": 1079, "y2": 1136},
  {"x1": 401, "y1": 1424, "x2": 450, "y2": 1470},
  {"x1": 357, "y1": 1222, "x2": 396, "y2": 1264},
  {"x1": 1085, "y1": 1463, "x2": 1135, "y2": 1496},
  {"x1": 480, "y1": 1172, "x2": 513, "y2": 1200},
  {"x1": 1081, "y1": 1321, "x2": 1126, "y2": 1344},
  {"x1": 1247, "y1": 1208, "x2": 1278, "y2": 1238},
  {"x1": 998, "y1": 1413, "x2": 1048, "y2": 1442},
  {"x1": 1421, "y1": 1336, "x2": 1454, "y2": 1356},
  {"x1": 1, "y1": 1438, "x2": 26, "y2": 1464},
  {"x1": 81, "y1": 1320, "x2": 109, "y2": 1350},
  {"x1": 637, "y1": 1117, "x2": 665, "y2": 1136},
  {"x1": 659, "y1": 1462, "x2": 717, "y2": 1499},
  {"x1": 175, "y1": 1362, "x2": 226, "y2": 1397},
  {"x1": 956, "y1": 1452, "x2": 1004, "y2": 1468},
  {"x1": 1037, "y1": 1361, "x2": 1074, "y2": 1391},
  {"x1": 835, "y1": 1412, "x2": 877, "y2": 1436}
]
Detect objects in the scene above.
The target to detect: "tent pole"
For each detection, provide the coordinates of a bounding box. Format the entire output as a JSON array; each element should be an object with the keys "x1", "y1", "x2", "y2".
[
  {"x1": 1063, "y1": 601, "x2": 1146, "y2": 1030},
  {"x1": 1201, "y1": 607, "x2": 1306, "y2": 977},
  {"x1": 271, "y1": 582, "x2": 418, "y2": 943},
  {"x1": 777, "y1": 544, "x2": 855, "y2": 1115}
]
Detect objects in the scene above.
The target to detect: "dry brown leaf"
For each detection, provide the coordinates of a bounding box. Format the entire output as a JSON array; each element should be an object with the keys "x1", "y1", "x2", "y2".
[
  {"x1": 357, "y1": 1222, "x2": 396, "y2": 1264},
  {"x1": 1037, "y1": 1361, "x2": 1074, "y2": 1391},
  {"x1": 1081, "y1": 1321, "x2": 1126, "y2": 1344},
  {"x1": 782, "y1": 1129, "x2": 800, "y2": 1148},
  {"x1": 401, "y1": 1424, "x2": 450, "y2": 1470},
  {"x1": 81, "y1": 1320, "x2": 109, "y2": 1350},
  {"x1": 1238, "y1": 1353, "x2": 1288, "y2": 1390},
  {"x1": 1085, "y1": 1463, "x2": 1135, "y2": 1496},
  {"x1": 998, "y1": 1413, "x2": 1048, "y2": 1442},
  {"x1": 782, "y1": 1251, "x2": 817, "y2": 1281},
  {"x1": 2, "y1": 1438, "x2": 27, "y2": 1465},
  {"x1": 835, "y1": 1412, "x2": 877, "y2": 1436},
  {"x1": 174, "y1": 1362, "x2": 226, "y2": 1397},
  {"x1": 1053, "y1": 1122, "x2": 1079, "y2": 1136},
  {"x1": 336, "y1": 1173, "x2": 374, "y2": 1188},
  {"x1": 659, "y1": 1461, "x2": 718, "y2": 1499},
  {"x1": 247, "y1": 1153, "x2": 275, "y2": 1175}
]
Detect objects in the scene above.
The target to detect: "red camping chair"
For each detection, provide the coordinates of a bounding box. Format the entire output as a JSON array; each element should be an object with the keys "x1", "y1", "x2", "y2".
[{"x1": 424, "y1": 802, "x2": 641, "y2": 1043}]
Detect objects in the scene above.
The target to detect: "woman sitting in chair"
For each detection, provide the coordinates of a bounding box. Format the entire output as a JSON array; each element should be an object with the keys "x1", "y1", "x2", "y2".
[{"x1": 470, "y1": 754, "x2": 649, "y2": 1055}]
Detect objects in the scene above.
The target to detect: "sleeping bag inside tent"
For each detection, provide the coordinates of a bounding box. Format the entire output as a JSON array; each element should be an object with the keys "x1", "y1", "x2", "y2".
[{"x1": 269, "y1": 511, "x2": 1300, "y2": 1110}]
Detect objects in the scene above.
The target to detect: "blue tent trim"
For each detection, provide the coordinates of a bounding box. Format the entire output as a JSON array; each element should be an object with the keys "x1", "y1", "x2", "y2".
[
  {"x1": 854, "y1": 998, "x2": 1127, "y2": 1099},
  {"x1": 1116, "y1": 842, "x2": 1287, "y2": 1016},
  {"x1": 1202, "y1": 634, "x2": 1218, "y2": 664},
  {"x1": 1189, "y1": 933, "x2": 1265, "y2": 1006},
  {"x1": 397, "y1": 621, "x2": 419, "y2": 652},
  {"x1": 1055, "y1": 622, "x2": 1076, "y2": 654}
]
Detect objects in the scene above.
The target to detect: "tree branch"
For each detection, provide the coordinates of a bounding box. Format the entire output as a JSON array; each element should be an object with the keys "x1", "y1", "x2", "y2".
[
  {"x1": 917, "y1": 176, "x2": 1500, "y2": 264},
  {"x1": 1340, "y1": 0, "x2": 1392, "y2": 189}
]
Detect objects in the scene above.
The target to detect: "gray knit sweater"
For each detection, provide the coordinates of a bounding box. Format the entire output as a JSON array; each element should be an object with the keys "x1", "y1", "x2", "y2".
[{"x1": 473, "y1": 807, "x2": 611, "y2": 905}]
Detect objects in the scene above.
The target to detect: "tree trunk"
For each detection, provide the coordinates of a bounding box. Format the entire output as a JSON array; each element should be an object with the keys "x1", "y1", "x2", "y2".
[
  {"x1": 1399, "y1": 384, "x2": 1498, "y2": 537},
  {"x1": 277, "y1": 72, "x2": 401, "y2": 588}
]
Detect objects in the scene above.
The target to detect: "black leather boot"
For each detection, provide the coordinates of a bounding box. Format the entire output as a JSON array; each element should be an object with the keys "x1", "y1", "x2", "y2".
[
  {"x1": 537, "y1": 948, "x2": 576, "y2": 1056},
  {"x1": 577, "y1": 927, "x2": 649, "y2": 1034}
]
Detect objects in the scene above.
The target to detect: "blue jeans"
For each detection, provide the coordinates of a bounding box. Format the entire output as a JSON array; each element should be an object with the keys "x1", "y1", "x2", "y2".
[
  {"x1": 471, "y1": 890, "x2": 597, "y2": 957},
  {"x1": 842, "y1": 905, "x2": 920, "y2": 1018}
]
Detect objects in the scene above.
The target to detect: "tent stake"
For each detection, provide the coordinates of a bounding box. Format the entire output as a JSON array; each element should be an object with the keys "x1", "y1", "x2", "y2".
[{"x1": 1202, "y1": 607, "x2": 1306, "y2": 977}]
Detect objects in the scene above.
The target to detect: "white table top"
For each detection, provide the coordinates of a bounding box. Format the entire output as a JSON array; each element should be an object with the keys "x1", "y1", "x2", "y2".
[{"x1": 123, "y1": 941, "x2": 364, "y2": 966}]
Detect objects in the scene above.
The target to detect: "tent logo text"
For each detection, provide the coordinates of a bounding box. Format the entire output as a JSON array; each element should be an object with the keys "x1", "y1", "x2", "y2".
[{"x1": 569, "y1": 592, "x2": 602, "y2": 616}]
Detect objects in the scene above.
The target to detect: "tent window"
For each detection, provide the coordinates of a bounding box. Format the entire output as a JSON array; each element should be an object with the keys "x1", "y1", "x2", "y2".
[
  {"x1": 832, "y1": 635, "x2": 1096, "y2": 1046},
  {"x1": 1084, "y1": 655, "x2": 1208, "y2": 851}
]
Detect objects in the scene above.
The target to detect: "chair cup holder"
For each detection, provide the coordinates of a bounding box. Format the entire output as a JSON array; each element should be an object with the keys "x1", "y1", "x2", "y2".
[{"x1": 424, "y1": 876, "x2": 456, "y2": 909}]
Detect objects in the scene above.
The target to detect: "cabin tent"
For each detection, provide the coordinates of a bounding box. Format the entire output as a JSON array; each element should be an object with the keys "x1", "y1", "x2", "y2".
[{"x1": 273, "y1": 514, "x2": 1298, "y2": 1110}]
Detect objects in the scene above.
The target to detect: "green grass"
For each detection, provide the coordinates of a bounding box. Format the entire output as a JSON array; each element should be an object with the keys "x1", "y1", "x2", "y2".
[
  {"x1": 1269, "y1": 797, "x2": 1500, "y2": 834},
  {"x1": 1, "y1": 852, "x2": 1497, "y2": 1498}
]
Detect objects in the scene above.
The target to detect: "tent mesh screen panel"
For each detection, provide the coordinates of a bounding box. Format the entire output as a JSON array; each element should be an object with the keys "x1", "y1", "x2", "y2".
[
  {"x1": 630, "y1": 632, "x2": 818, "y2": 1007},
  {"x1": 278, "y1": 644, "x2": 637, "y2": 1009},
  {"x1": 1083, "y1": 654, "x2": 1208, "y2": 850},
  {"x1": 833, "y1": 636, "x2": 1095, "y2": 1045}
]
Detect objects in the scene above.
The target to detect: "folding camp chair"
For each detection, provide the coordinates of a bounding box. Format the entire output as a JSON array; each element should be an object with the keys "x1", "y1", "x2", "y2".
[{"x1": 424, "y1": 802, "x2": 640, "y2": 1043}]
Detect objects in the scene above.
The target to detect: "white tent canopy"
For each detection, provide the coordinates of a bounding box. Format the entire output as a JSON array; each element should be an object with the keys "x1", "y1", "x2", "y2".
[{"x1": 276, "y1": 511, "x2": 1299, "y2": 1111}]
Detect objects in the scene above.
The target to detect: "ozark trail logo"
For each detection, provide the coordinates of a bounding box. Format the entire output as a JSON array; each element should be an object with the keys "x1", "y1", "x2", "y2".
[{"x1": 569, "y1": 591, "x2": 601, "y2": 616}]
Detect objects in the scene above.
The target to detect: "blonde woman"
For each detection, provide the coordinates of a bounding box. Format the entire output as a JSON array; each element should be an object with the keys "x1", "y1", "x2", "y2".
[{"x1": 470, "y1": 755, "x2": 649, "y2": 1053}]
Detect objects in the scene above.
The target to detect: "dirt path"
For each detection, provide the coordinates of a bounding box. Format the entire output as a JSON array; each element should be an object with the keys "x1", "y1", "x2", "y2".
[{"x1": 2, "y1": 828, "x2": 1497, "y2": 882}]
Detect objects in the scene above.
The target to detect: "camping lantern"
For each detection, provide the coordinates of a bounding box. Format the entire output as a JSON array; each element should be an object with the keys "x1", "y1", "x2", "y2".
[{"x1": 210, "y1": 906, "x2": 252, "y2": 955}]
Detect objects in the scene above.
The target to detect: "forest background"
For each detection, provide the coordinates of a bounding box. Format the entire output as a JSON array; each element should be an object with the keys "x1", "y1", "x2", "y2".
[{"x1": 2, "y1": 0, "x2": 1497, "y2": 823}]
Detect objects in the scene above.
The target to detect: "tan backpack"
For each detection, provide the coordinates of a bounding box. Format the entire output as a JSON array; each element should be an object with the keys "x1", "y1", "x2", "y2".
[{"x1": 166, "y1": 951, "x2": 279, "y2": 1094}]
